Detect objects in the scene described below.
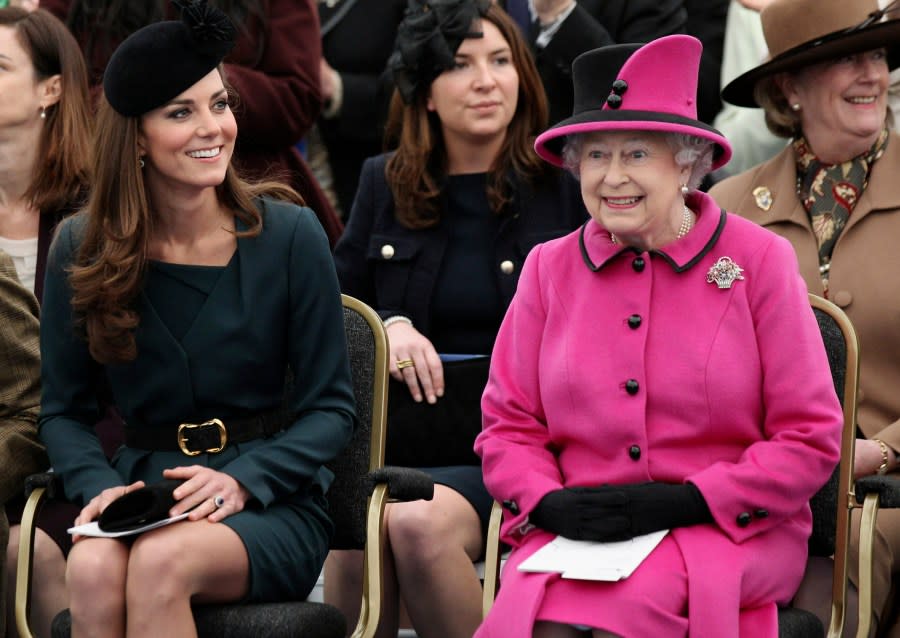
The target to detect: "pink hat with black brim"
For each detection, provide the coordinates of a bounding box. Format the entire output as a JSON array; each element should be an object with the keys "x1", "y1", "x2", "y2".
[{"x1": 534, "y1": 34, "x2": 732, "y2": 171}]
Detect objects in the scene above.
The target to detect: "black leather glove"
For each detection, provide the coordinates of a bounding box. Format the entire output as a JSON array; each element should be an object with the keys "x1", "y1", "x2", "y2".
[
  {"x1": 530, "y1": 482, "x2": 712, "y2": 542},
  {"x1": 529, "y1": 487, "x2": 626, "y2": 541}
]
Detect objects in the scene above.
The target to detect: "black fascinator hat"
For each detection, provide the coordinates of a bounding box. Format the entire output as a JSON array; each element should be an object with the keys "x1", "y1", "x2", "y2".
[
  {"x1": 390, "y1": 0, "x2": 491, "y2": 104},
  {"x1": 103, "y1": 0, "x2": 236, "y2": 117}
]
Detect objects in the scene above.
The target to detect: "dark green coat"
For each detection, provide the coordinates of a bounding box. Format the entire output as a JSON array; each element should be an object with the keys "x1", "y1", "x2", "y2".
[{"x1": 38, "y1": 199, "x2": 355, "y2": 600}]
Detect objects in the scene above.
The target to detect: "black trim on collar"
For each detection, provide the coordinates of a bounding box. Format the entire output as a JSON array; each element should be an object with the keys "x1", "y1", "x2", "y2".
[
  {"x1": 579, "y1": 210, "x2": 728, "y2": 273},
  {"x1": 579, "y1": 221, "x2": 630, "y2": 271},
  {"x1": 657, "y1": 209, "x2": 727, "y2": 273}
]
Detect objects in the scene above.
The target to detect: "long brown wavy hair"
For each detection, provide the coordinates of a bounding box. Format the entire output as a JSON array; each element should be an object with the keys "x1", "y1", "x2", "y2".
[
  {"x1": 0, "y1": 8, "x2": 92, "y2": 213},
  {"x1": 70, "y1": 84, "x2": 300, "y2": 364},
  {"x1": 384, "y1": 4, "x2": 549, "y2": 229}
]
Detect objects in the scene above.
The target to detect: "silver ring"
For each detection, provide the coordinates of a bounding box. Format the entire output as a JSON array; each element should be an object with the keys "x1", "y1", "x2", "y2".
[{"x1": 213, "y1": 495, "x2": 225, "y2": 509}]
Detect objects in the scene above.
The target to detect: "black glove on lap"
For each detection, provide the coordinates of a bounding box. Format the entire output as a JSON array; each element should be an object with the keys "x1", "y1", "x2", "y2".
[{"x1": 529, "y1": 482, "x2": 712, "y2": 542}]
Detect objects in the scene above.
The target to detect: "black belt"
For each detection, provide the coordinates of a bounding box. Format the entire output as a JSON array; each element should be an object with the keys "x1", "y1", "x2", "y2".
[{"x1": 124, "y1": 409, "x2": 287, "y2": 455}]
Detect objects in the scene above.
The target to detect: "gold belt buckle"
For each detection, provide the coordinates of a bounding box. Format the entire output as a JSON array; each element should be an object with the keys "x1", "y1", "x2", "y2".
[{"x1": 177, "y1": 419, "x2": 228, "y2": 456}]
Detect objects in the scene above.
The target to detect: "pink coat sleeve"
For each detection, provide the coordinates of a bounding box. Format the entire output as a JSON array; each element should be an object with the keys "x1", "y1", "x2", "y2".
[
  {"x1": 687, "y1": 235, "x2": 842, "y2": 544},
  {"x1": 476, "y1": 244, "x2": 565, "y2": 546}
]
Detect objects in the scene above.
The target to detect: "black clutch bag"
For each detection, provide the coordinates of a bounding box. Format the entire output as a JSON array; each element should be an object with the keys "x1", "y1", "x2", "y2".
[
  {"x1": 98, "y1": 479, "x2": 184, "y2": 533},
  {"x1": 385, "y1": 356, "x2": 490, "y2": 467}
]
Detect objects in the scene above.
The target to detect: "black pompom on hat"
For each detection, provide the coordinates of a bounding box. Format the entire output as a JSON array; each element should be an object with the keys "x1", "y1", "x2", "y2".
[{"x1": 103, "y1": 0, "x2": 236, "y2": 117}]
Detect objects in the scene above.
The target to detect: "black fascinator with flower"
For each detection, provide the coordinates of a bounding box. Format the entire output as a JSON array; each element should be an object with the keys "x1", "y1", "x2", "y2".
[
  {"x1": 103, "y1": 0, "x2": 236, "y2": 117},
  {"x1": 390, "y1": 0, "x2": 491, "y2": 104}
]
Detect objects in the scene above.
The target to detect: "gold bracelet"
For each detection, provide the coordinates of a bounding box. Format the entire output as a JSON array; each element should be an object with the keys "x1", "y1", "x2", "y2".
[{"x1": 874, "y1": 439, "x2": 890, "y2": 475}]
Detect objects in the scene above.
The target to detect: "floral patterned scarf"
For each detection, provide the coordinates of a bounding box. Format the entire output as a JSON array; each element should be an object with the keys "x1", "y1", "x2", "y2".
[{"x1": 793, "y1": 128, "x2": 889, "y2": 282}]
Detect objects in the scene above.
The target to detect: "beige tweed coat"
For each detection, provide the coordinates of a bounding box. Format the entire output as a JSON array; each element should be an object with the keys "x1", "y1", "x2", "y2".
[{"x1": 0, "y1": 250, "x2": 46, "y2": 637}]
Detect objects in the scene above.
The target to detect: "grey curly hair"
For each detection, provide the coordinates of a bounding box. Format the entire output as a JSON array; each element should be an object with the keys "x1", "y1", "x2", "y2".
[{"x1": 560, "y1": 132, "x2": 715, "y2": 192}]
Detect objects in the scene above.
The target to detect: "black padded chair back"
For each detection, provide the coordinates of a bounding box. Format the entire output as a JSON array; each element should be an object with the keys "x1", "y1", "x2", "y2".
[
  {"x1": 327, "y1": 296, "x2": 389, "y2": 549},
  {"x1": 778, "y1": 294, "x2": 860, "y2": 638},
  {"x1": 807, "y1": 305, "x2": 847, "y2": 557}
]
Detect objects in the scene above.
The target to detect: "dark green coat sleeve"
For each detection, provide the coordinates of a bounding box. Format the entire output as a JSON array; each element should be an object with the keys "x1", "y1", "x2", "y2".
[
  {"x1": 221, "y1": 208, "x2": 356, "y2": 506},
  {"x1": 39, "y1": 207, "x2": 356, "y2": 508},
  {"x1": 39, "y1": 217, "x2": 122, "y2": 505}
]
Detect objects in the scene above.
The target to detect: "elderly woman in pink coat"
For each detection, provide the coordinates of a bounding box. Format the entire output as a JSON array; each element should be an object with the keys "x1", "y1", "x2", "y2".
[{"x1": 474, "y1": 34, "x2": 844, "y2": 637}]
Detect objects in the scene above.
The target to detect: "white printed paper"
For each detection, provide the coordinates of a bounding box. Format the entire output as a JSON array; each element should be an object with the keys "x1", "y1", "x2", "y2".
[
  {"x1": 517, "y1": 530, "x2": 668, "y2": 581},
  {"x1": 68, "y1": 512, "x2": 191, "y2": 538}
]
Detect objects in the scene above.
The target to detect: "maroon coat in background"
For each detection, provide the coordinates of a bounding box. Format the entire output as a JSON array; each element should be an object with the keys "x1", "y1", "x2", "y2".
[{"x1": 42, "y1": 0, "x2": 344, "y2": 247}]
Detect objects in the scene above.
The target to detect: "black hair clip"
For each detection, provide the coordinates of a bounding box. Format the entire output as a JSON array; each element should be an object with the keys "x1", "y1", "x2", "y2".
[{"x1": 606, "y1": 78, "x2": 628, "y2": 109}]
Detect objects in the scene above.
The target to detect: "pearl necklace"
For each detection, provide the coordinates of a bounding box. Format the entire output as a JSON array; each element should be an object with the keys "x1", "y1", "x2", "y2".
[{"x1": 610, "y1": 206, "x2": 694, "y2": 245}]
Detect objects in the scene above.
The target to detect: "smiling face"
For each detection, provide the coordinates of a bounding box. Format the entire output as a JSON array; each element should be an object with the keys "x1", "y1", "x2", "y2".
[
  {"x1": 577, "y1": 130, "x2": 690, "y2": 251},
  {"x1": 779, "y1": 48, "x2": 889, "y2": 162},
  {"x1": 0, "y1": 24, "x2": 58, "y2": 132},
  {"x1": 138, "y1": 68, "x2": 237, "y2": 197},
  {"x1": 426, "y1": 19, "x2": 519, "y2": 161}
]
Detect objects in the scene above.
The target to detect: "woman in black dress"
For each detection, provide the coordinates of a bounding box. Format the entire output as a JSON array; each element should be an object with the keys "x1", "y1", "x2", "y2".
[{"x1": 329, "y1": 2, "x2": 586, "y2": 636}]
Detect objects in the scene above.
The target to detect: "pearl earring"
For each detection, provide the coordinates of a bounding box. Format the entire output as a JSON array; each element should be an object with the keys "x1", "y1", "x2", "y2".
[
  {"x1": 40, "y1": 107, "x2": 47, "y2": 119},
  {"x1": 791, "y1": 103, "x2": 801, "y2": 112},
  {"x1": 680, "y1": 184, "x2": 689, "y2": 197},
  {"x1": 139, "y1": 157, "x2": 145, "y2": 169}
]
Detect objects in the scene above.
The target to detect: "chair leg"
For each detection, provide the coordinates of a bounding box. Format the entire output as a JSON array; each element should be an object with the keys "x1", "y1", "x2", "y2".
[
  {"x1": 481, "y1": 501, "x2": 503, "y2": 619},
  {"x1": 856, "y1": 494, "x2": 879, "y2": 638},
  {"x1": 15, "y1": 486, "x2": 46, "y2": 638},
  {"x1": 352, "y1": 484, "x2": 389, "y2": 638}
]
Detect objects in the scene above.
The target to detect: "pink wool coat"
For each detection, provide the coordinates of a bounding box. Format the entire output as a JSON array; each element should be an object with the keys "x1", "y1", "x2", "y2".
[{"x1": 475, "y1": 190, "x2": 843, "y2": 637}]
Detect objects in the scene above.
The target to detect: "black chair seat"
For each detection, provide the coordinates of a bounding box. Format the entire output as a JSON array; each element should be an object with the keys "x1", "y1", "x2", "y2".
[
  {"x1": 778, "y1": 607, "x2": 825, "y2": 637},
  {"x1": 52, "y1": 602, "x2": 347, "y2": 638}
]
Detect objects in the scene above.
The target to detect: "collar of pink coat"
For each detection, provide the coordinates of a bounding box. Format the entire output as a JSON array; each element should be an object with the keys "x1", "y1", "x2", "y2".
[{"x1": 580, "y1": 190, "x2": 725, "y2": 273}]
